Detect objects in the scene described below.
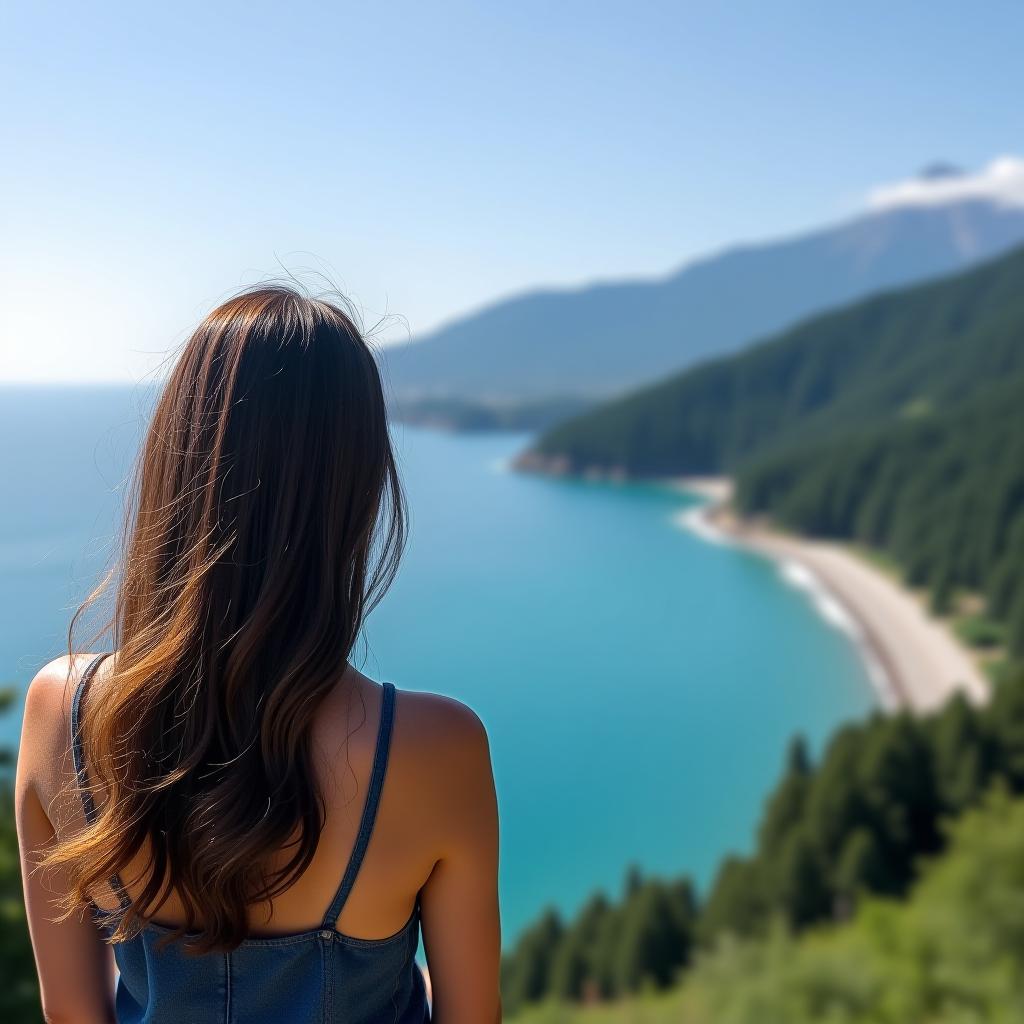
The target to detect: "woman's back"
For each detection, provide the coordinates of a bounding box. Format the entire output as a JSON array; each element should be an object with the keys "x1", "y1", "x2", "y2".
[
  {"x1": 21, "y1": 649, "x2": 498, "y2": 1023},
  {"x1": 76, "y1": 653, "x2": 428, "y2": 1023},
  {"x1": 15, "y1": 287, "x2": 501, "y2": 1023}
]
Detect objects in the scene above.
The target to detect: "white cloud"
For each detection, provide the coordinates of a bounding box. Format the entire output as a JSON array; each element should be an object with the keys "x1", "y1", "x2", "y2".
[{"x1": 866, "y1": 155, "x2": 1024, "y2": 210}]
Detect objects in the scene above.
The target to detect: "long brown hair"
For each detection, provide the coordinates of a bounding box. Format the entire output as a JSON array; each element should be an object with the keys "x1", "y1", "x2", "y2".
[{"x1": 47, "y1": 286, "x2": 406, "y2": 953}]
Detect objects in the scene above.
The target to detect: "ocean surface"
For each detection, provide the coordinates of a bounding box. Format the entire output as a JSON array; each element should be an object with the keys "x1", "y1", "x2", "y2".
[{"x1": 0, "y1": 386, "x2": 874, "y2": 942}]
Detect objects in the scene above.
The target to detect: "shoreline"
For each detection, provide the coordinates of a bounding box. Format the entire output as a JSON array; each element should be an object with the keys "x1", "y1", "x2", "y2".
[{"x1": 674, "y1": 477, "x2": 990, "y2": 714}]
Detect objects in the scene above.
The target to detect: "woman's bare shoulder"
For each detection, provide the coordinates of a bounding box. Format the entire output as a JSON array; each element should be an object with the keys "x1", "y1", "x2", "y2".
[
  {"x1": 392, "y1": 686, "x2": 491, "y2": 764},
  {"x1": 17, "y1": 654, "x2": 100, "y2": 809},
  {"x1": 388, "y1": 687, "x2": 495, "y2": 825},
  {"x1": 22, "y1": 654, "x2": 93, "y2": 730},
  {"x1": 384, "y1": 687, "x2": 497, "y2": 867}
]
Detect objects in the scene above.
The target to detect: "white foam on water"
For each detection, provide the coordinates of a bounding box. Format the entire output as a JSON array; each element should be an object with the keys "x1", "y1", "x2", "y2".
[
  {"x1": 777, "y1": 560, "x2": 900, "y2": 711},
  {"x1": 861, "y1": 649, "x2": 900, "y2": 712},
  {"x1": 779, "y1": 561, "x2": 861, "y2": 639},
  {"x1": 672, "y1": 504, "x2": 735, "y2": 547},
  {"x1": 673, "y1": 496, "x2": 902, "y2": 712}
]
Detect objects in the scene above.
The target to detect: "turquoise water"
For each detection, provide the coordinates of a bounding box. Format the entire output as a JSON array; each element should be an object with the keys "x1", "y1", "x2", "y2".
[{"x1": 0, "y1": 387, "x2": 874, "y2": 942}]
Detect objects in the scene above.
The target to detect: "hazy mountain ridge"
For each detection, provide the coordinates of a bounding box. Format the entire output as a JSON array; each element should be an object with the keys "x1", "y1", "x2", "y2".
[{"x1": 380, "y1": 199, "x2": 1024, "y2": 401}]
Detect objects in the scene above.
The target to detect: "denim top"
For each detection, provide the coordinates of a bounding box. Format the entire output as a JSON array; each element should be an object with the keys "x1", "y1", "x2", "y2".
[{"x1": 71, "y1": 654, "x2": 431, "y2": 1023}]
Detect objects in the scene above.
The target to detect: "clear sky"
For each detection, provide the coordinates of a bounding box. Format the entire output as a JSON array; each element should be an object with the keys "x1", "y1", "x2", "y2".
[{"x1": 3, "y1": 0, "x2": 1024, "y2": 382}]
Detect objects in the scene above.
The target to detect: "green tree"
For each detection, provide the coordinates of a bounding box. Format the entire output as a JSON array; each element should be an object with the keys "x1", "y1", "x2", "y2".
[
  {"x1": 1007, "y1": 586, "x2": 1024, "y2": 658},
  {"x1": 588, "y1": 900, "x2": 624, "y2": 999},
  {"x1": 548, "y1": 893, "x2": 611, "y2": 1001},
  {"x1": 854, "y1": 715, "x2": 941, "y2": 889},
  {"x1": 614, "y1": 880, "x2": 693, "y2": 993},
  {"x1": 985, "y1": 666, "x2": 1024, "y2": 786},
  {"x1": 622, "y1": 863, "x2": 644, "y2": 900},
  {"x1": 665, "y1": 877, "x2": 698, "y2": 947},
  {"x1": 834, "y1": 826, "x2": 888, "y2": 917},
  {"x1": 502, "y1": 907, "x2": 564, "y2": 1014},
  {"x1": 773, "y1": 826, "x2": 830, "y2": 926},
  {"x1": 929, "y1": 695, "x2": 990, "y2": 814},
  {"x1": 757, "y1": 736, "x2": 812, "y2": 857},
  {"x1": 803, "y1": 725, "x2": 872, "y2": 875},
  {"x1": 0, "y1": 688, "x2": 40, "y2": 1022},
  {"x1": 699, "y1": 856, "x2": 766, "y2": 947}
]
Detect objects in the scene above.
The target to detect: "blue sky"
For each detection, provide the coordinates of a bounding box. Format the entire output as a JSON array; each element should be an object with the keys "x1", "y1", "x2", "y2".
[{"x1": 3, "y1": 0, "x2": 1023, "y2": 381}]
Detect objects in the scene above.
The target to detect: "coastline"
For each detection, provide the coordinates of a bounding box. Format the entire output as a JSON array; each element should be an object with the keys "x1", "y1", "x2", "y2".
[{"x1": 674, "y1": 477, "x2": 990, "y2": 714}]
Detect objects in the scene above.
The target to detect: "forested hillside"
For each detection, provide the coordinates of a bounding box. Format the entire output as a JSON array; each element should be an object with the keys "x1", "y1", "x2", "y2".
[
  {"x1": 527, "y1": 242, "x2": 1024, "y2": 477},
  {"x1": 502, "y1": 667, "x2": 1024, "y2": 1018},
  {"x1": 737, "y1": 375, "x2": 1024, "y2": 654}
]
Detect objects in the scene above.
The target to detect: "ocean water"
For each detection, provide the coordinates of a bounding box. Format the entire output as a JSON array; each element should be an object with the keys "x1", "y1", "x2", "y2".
[{"x1": 0, "y1": 387, "x2": 874, "y2": 942}]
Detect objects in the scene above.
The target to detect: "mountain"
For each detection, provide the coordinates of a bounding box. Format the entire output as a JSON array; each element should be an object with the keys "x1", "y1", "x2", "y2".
[
  {"x1": 523, "y1": 242, "x2": 1024, "y2": 476},
  {"x1": 380, "y1": 199, "x2": 1024, "y2": 401}
]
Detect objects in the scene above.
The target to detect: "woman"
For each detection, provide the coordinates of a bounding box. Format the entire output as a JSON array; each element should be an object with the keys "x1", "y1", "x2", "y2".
[{"x1": 15, "y1": 287, "x2": 502, "y2": 1023}]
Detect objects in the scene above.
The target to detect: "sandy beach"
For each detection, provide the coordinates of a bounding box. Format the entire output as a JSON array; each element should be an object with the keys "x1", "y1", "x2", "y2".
[{"x1": 675, "y1": 477, "x2": 990, "y2": 714}]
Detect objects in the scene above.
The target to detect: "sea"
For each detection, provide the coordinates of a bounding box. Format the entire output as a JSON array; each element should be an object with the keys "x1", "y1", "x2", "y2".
[{"x1": 0, "y1": 386, "x2": 874, "y2": 942}]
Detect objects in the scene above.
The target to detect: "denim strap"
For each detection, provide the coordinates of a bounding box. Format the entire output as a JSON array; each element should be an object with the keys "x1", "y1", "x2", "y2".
[
  {"x1": 71, "y1": 652, "x2": 132, "y2": 910},
  {"x1": 321, "y1": 681, "x2": 396, "y2": 929}
]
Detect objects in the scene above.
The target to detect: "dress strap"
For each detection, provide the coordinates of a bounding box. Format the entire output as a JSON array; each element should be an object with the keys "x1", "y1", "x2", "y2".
[
  {"x1": 70, "y1": 652, "x2": 132, "y2": 910},
  {"x1": 321, "y1": 681, "x2": 397, "y2": 930},
  {"x1": 70, "y1": 653, "x2": 110, "y2": 825}
]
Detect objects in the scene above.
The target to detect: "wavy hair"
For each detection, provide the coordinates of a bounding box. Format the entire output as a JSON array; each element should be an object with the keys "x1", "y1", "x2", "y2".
[{"x1": 45, "y1": 286, "x2": 406, "y2": 953}]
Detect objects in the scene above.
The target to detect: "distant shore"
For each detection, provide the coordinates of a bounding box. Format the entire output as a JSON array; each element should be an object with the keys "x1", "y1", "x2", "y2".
[{"x1": 673, "y1": 477, "x2": 990, "y2": 714}]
